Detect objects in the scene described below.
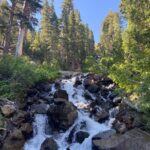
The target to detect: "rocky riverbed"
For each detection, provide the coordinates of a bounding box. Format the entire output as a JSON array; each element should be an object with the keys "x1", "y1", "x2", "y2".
[{"x1": 0, "y1": 73, "x2": 149, "y2": 150}]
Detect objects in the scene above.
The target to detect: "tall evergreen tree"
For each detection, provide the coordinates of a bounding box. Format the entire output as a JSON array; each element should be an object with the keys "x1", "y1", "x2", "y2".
[
  {"x1": 15, "y1": 0, "x2": 42, "y2": 56},
  {"x1": 98, "y1": 11, "x2": 122, "y2": 74},
  {"x1": 61, "y1": 0, "x2": 74, "y2": 68},
  {"x1": 3, "y1": 0, "x2": 18, "y2": 53},
  {"x1": 40, "y1": 0, "x2": 59, "y2": 62}
]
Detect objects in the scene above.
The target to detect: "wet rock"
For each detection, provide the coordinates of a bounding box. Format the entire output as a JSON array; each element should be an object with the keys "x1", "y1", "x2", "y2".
[
  {"x1": 92, "y1": 129, "x2": 116, "y2": 140},
  {"x1": 95, "y1": 100, "x2": 114, "y2": 111},
  {"x1": 31, "y1": 103, "x2": 49, "y2": 114},
  {"x1": 75, "y1": 131, "x2": 89, "y2": 143},
  {"x1": 109, "y1": 107, "x2": 119, "y2": 118},
  {"x1": 113, "y1": 97, "x2": 122, "y2": 105},
  {"x1": 87, "y1": 84, "x2": 99, "y2": 93},
  {"x1": 38, "y1": 92, "x2": 52, "y2": 101},
  {"x1": 53, "y1": 98, "x2": 67, "y2": 105},
  {"x1": 67, "y1": 125, "x2": 77, "y2": 143},
  {"x1": 94, "y1": 109, "x2": 109, "y2": 123},
  {"x1": 20, "y1": 123, "x2": 33, "y2": 140},
  {"x1": 83, "y1": 78, "x2": 95, "y2": 88},
  {"x1": 1, "y1": 104, "x2": 16, "y2": 117},
  {"x1": 40, "y1": 137, "x2": 58, "y2": 150},
  {"x1": 74, "y1": 77, "x2": 82, "y2": 87},
  {"x1": 47, "y1": 101, "x2": 77, "y2": 131},
  {"x1": 55, "y1": 80, "x2": 61, "y2": 89},
  {"x1": 3, "y1": 129, "x2": 25, "y2": 150},
  {"x1": 80, "y1": 121, "x2": 87, "y2": 129},
  {"x1": 84, "y1": 92, "x2": 93, "y2": 101},
  {"x1": 54, "y1": 90, "x2": 68, "y2": 100},
  {"x1": 113, "y1": 120, "x2": 127, "y2": 134}
]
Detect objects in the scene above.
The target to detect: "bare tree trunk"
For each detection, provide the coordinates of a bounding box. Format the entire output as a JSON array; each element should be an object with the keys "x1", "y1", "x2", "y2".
[
  {"x1": 15, "y1": 27, "x2": 25, "y2": 56},
  {"x1": 15, "y1": 0, "x2": 29, "y2": 56},
  {"x1": 4, "y1": 1, "x2": 17, "y2": 54}
]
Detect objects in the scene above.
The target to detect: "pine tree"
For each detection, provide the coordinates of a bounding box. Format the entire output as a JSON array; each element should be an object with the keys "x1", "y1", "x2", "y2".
[
  {"x1": 98, "y1": 11, "x2": 122, "y2": 74},
  {"x1": 3, "y1": 0, "x2": 18, "y2": 53},
  {"x1": 0, "y1": 0, "x2": 8, "y2": 47},
  {"x1": 40, "y1": 0, "x2": 59, "y2": 62},
  {"x1": 61, "y1": 0, "x2": 74, "y2": 68},
  {"x1": 15, "y1": 0, "x2": 42, "y2": 56}
]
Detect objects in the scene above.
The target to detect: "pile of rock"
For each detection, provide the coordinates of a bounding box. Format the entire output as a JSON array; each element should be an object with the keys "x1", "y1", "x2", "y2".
[
  {"x1": 0, "y1": 99, "x2": 33, "y2": 150},
  {"x1": 47, "y1": 90, "x2": 78, "y2": 131}
]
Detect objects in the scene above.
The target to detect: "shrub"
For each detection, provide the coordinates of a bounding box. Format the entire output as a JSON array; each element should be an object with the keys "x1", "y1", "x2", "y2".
[{"x1": 0, "y1": 55, "x2": 60, "y2": 100}]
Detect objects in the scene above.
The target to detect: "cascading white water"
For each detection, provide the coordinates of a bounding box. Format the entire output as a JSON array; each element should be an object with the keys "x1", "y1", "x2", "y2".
[
  {"x1": 24, "y1": 114, "x2": 48, "y2": 150},
  {"x1": 24, "y1": 75, "x2": 114, "y2": 150}
]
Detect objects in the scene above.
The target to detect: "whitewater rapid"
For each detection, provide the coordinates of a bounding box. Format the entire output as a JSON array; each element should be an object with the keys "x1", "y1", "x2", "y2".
[{"x1": 24, "y1": 75, "x2": 114, "y2": 150}]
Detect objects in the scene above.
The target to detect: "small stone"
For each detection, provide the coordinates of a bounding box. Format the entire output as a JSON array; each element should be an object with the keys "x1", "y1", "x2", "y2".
[
  {"x1": 75, "y1": 131, "x2": 89, "y2": 143},
  {"x1": 40, "y1": 137, "x2": 58, "y2": 150}
]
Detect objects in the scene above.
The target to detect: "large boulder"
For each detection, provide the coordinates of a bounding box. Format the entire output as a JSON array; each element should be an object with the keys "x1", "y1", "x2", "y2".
[
  {"x1": 40, "y1": 138, "x2": 58, "y2": 150},
  {"x1": 92, "y1": 128, "x2": 150, "y2": 150},
  {"x1": 115, "y1": 103, "x2": 143, "y2": 130},
  {"x1": 1, "y1": 104, "x2": 16, "y2": 117},
  {"x1": 75, "y1": 131, "x2": 89, "y2": 144},
  {"x1": 92, "y1": 129, "x2": 116, "y2": 141},
  {"x1": 92, "y1": 134, "x2": 125, "y2": 150},
  {"x1": 3, "y1": 129, "x2": 25, "y2": 150},
  {"x1": 47, "y1": 101, "x2": 77, "y2": 131},
  {"x1": 54, "y1": 90, "x2": 68, "y2": 100}
]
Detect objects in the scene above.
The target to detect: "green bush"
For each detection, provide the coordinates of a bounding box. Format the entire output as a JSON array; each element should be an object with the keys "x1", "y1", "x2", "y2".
[{"x1": 0, "y1": 55, "x2": 60, "y2": 100}]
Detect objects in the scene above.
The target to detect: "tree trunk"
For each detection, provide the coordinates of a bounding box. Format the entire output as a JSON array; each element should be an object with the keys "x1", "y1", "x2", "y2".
[
  {"x1": 15, "y1": 0, "x2": 29, "y2": 57},
  {"x1": 4, "y1": 1, "x2": 17, "y2": 54},
  {"x1": 15, "y1": 27, "x2": 25, "y2": 56}
]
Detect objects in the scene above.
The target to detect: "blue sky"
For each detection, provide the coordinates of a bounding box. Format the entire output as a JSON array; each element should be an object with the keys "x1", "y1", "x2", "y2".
[{"x1": 52, "y1": 0, "x2": 121, "y2": 43}]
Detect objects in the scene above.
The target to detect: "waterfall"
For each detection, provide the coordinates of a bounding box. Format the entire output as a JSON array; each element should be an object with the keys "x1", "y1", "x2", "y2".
[
  {"x1": 24, "y1": 75, "x2": 114, "y2": 150},
  {"x1": 24, "y1": 114, "x2": 48, "y2": 150}
]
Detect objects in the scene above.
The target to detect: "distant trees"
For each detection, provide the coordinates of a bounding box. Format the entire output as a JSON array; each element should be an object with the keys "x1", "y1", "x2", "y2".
[
  {"x1": 24, "y1": 0, "x2": 95, "y2": 70},
  {"x1": 59, "y1": 0, "x2": 95, "y2": 70},
  {"x1": 0, "y1": 0, "x2": 95, "y2": 70}
]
